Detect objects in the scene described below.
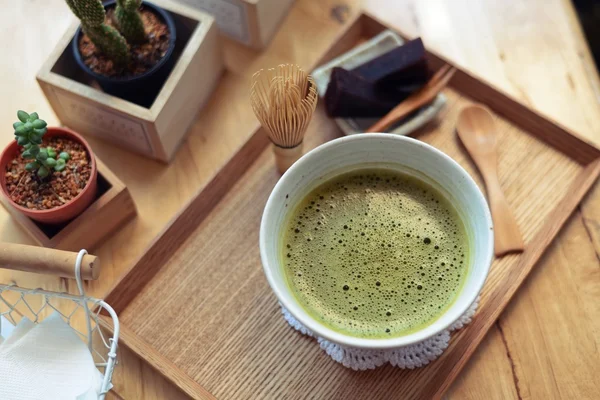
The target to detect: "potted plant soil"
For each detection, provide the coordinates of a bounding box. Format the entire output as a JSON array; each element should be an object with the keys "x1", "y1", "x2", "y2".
[
  {"x1": 67, "y1": 0, "x2": 177, "y2": 107},
  {"x1": 0, "y1": 111, "x2": 98, "y2": 225}
]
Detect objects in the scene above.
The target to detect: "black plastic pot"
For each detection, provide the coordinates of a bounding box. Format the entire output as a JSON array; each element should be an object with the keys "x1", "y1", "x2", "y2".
[{"x1": 72, "y1": 0, "x2": 176, "y2": 108}]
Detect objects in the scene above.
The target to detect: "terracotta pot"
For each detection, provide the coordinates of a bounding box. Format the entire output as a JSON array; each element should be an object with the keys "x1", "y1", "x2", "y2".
[{"x1": 0, "y1": 127, "x2": 98, "y2": 225}]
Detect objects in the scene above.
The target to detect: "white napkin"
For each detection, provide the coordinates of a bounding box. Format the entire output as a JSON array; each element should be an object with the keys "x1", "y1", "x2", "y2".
[
  {"x1": 1, "y1": 314, "x2": 19, "y2": 345},
  {"x1": 0, "y1": 312, "x2": 105, "y2": 400}
]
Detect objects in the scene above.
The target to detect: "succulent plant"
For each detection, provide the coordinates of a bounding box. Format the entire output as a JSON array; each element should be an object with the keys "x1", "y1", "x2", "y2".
[
  {"x1": 13, "y1": 111, "x2": 70, "y2": 179},
  {"x1": 65, "y1": 0, "x2": 130, "y2": 66},
  {"x1": 114, "y1": 0, "x2": 146, "y2": 44}
]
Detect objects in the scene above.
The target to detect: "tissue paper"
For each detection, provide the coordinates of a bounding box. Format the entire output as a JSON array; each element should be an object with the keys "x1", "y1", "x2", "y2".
[{"x1": 0, "y1": 312, "x2": 103, "y2": 400}]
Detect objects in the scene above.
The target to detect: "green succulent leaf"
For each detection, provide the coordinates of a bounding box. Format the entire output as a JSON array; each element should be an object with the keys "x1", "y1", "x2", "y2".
[
  {"x1": 15, "y1": 124, "x2": 28, "y2": 136},
  {"x1": 37, "y1": 165, "x2": 49, "y2": 178},
  {"x1": 14, "y1": 111, "x2": 46, "y2": 150},
  {"x1": 45, "y1": 158, "x2": 57, "y2": 168},
  {"x1": 59, "y1": 152, "x2": 70, "y2": 161},
  {"x1": 55, "y1": 158, "x2": 66, "y2": 171},
  {"x1": 17, "y1": 110, "x2": 29, "y2": 123},
  {"x1": 21, "y1": 149, "x2": 33, "y2": 159},
  {"x1": 32, "y1": 119, "x2": 47, "y2": 129},
  {"x1": 47, "y1": 148, "x2": 57, "y2": 158},
  {"x1": 29, "y1": 135, "x2": 42, "y2": 145},
  {"x1": 25, "y1": 161, "x2": 40, "y2": 171},
  {"x1": 29, "y1": 146, "x2": 40, "y2": 156},
  {"x1": 37, "y1": 149, "x2": 48, "y2": 161}
]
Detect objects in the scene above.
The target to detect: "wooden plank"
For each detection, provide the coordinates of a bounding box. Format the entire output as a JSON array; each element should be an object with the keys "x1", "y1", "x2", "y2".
[
  {"x1": 497, "y1": 212, "x2": 600, "y2": 399},
  {"x1": 104, "y1": 129, "x2": 269, "y2": 313},
  {"x1": 100, "y1": 316, "x2": 215, "y2": 400},
  {"x1": 254, "y1": 0, "x2": 296, "y2": 48},
  {"x1": 104, "y1": 332, "x2": 191, "y2": 400},
  {"x1": 446, "y1": 324, "x2": 519, "y2": 400},
  {"x1": 564, "y1": 0, "x2": 600, "y2": 262}
]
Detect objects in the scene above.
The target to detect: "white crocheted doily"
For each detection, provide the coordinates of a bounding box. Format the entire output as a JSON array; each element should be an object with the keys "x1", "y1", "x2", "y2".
[{"x1": 281, "y1": 297, "x2": 479, "y2": 371}]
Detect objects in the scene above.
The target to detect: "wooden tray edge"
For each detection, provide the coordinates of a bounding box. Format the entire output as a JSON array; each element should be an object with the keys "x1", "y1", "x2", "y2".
[
  {"x1": 431, "y1": 158, "x2": 600, "y2": 398},
  {"x1": 99, "y1": 316, "x2": 216, "y2": 400},
  {"x1": 359, "y1": 11, "x2": 600, "y2": 164},
  {"x1": 103, "y1": 129, "x2": 269, "y2": 313}
]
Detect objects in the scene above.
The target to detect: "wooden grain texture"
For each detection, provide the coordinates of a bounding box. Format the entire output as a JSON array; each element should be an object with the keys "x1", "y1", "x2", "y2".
[
  {"x1": 115, "y1": 65, "x2": 600, "y2": 398},
  {"x1": 2, "y1": 0, "x2": 600, "y2": 398},
  {"x1": 497, "y1": 211, "x2": 600, "y2": 400},
  {"x1": 104, "y1": 129, "x2": 269, "y2": 314},
  {"x1": 0, "y1": 158, "x2": 136, "y2": 251},
  {"x1": 99, "y1": 316, "x2": 216, "y2": 400}
]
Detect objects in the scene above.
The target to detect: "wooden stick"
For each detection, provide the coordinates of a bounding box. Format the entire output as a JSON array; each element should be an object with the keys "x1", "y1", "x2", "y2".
[{"x1": 0, "y1": 243, "x2": 100, "y2": 280}]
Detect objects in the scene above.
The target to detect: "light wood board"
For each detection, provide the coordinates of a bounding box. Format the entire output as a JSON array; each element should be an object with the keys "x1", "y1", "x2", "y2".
[
  {"x1": 2, "y1": 0, "x2": 600, "y2": 398},
  {"x1": 103, "y1": 14, "x2": 600, "y2": 399}
]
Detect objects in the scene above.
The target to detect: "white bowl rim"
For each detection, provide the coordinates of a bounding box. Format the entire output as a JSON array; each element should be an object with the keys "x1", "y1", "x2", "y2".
[{"x1": 260, "y1": 133, "x2": 494, "y2": 349}]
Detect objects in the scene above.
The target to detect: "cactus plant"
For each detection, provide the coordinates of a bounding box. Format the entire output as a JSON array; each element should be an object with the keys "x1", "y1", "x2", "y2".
[
  {"x1": 13, "y1": 111, "x2": 70, "y2": 179},
  {"x1": 114, "y1": 0, "x2": 146, "y2": 44},
  {"x1": 65, "y1": 0, "x2": 130, "y2": 66}
]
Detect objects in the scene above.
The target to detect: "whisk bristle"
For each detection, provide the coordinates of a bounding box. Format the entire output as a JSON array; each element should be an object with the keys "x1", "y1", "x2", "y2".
[{"x1": 250, "y1": 64, "x2": 318, "y2": 148}]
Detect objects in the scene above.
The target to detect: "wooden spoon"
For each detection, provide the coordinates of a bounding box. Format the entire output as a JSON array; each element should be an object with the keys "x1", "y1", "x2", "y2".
[{"x1": 456, "y1": 105, "x2": 524, "y2": 256}]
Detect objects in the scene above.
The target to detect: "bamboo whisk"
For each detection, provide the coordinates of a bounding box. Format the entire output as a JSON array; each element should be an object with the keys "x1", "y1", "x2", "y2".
[{"x1": 251, "y1": 64, "x2": 318, "y2": 173}]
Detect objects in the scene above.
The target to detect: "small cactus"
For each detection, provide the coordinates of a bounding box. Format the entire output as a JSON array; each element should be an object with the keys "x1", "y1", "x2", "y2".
[
  {"x1": 65, "y1": 0, "x2": 129, "y2": 66},
  {"x1": 114, "y1": 0, "x2": 146, "y2": 44},
  {"x1": 13, "y1": 111, "x2": 70, "y2": 179}
]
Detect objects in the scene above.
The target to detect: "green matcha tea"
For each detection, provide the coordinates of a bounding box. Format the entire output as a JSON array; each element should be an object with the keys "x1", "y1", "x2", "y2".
[{"x1": 282, "y1": 169, "x2": 469, "y2": 338}]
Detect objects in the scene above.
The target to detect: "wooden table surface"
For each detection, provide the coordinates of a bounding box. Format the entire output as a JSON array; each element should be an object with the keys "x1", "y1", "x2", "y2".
[{"x1": 1, "y1": 0, "x2": 599, "y2": 399}]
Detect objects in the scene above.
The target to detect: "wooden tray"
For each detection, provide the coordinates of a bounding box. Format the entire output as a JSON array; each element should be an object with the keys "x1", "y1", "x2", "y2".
[{"x1": 101, "y1": 13, "x2": 600, "y2": 400}]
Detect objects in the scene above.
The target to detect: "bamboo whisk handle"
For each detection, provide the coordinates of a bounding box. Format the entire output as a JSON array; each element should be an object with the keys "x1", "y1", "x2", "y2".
[
  {"x1": 273, "y1": 144, "x2": 303, "y2": 174},
  {"x1": 0, "y1": 243, "x2": 100, "y2": 280}
]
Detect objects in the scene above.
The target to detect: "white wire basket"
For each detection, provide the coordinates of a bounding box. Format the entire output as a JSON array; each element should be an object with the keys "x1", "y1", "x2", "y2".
[{"x1": 0, "y1": 250, "x2": 119, "y2": 400}]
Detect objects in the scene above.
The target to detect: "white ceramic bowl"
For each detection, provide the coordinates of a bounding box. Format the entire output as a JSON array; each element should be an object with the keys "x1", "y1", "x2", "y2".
[{"x1": 260, "y1": 134, "x2": 493, "y2": 349}]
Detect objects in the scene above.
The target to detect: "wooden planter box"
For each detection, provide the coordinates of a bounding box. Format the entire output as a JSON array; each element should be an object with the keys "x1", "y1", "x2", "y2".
[
  {"x1": 173, "y1": 0, "x2": 295, "y2": 48},
  {"x1": 37, "y1": 0, "x2": 224, "y2": 162},
  {"x1": 0, "y1": 158, "x2": 136, "y2": 251}
]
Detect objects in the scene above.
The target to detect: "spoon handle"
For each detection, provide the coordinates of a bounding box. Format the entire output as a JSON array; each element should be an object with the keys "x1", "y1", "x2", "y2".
[
  {"x1": 366, "y1": 102, "x2": 413, "y2": 133},
  {"x1": 483, "y1": 173, "x2": 525, "y2": 256}
]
